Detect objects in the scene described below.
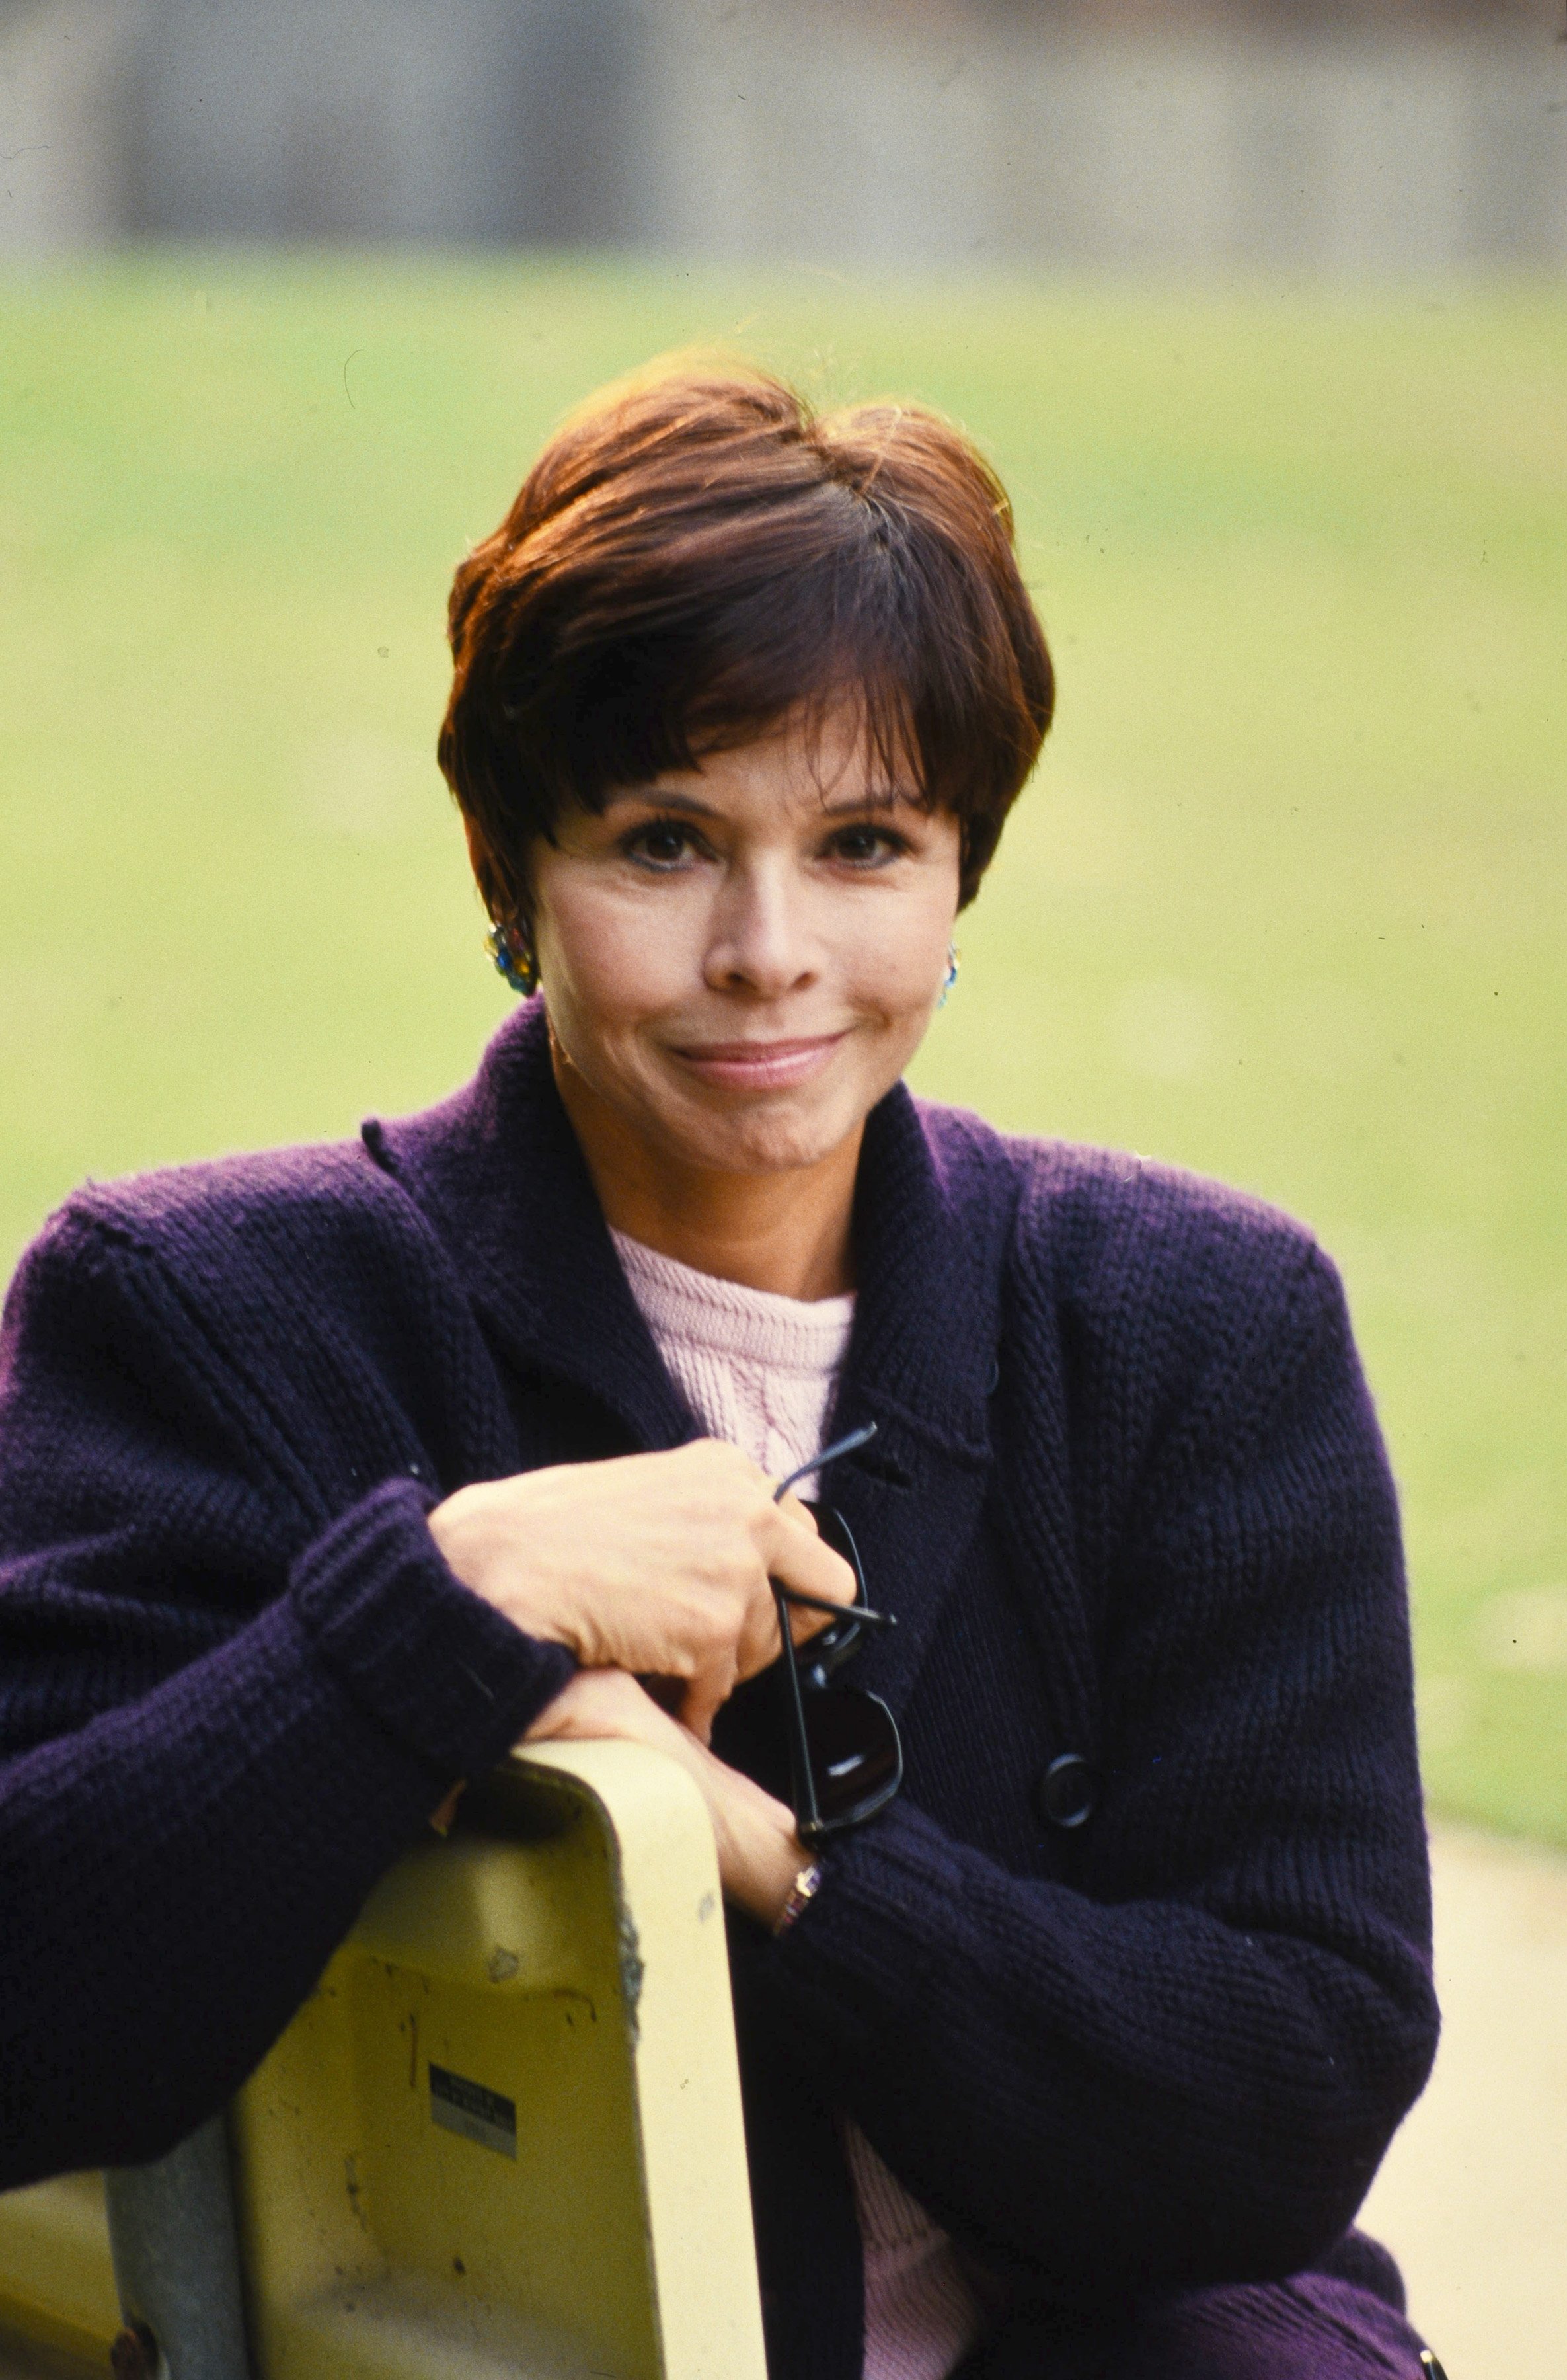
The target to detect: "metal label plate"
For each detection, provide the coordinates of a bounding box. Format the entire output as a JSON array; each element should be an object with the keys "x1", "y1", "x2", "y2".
[{"x1": 429, "y1": 2063, "x2": 517, "y2": 2159}]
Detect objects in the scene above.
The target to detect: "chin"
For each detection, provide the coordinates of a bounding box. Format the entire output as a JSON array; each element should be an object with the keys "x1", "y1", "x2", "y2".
[{"x1": 666, "y1": 1090, "x2": 862, "y2": 1178}]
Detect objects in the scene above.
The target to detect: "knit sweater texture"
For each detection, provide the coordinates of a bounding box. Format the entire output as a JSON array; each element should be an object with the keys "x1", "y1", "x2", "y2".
[
  {"x1": 610, "y1": 1229, "x2": 981, "y2": 2380},
  {"x1": 0, "y1": 1000, "x2": 1438, "y2": 2380}
]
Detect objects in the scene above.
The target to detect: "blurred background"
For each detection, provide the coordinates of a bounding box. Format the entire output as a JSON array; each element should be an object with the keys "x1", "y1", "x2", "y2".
[
  {"x1": 2, "y1": 1, "x2": 1564, "y2": 2370},
  {"x1": 5, "y1": 0, "x2": 1567, "y2": 268}
]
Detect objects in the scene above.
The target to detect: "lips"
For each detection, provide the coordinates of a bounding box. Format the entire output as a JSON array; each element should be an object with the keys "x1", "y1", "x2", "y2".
[{"x1": 671, "y1": 1033, "x2": 848, "y2": 1091}]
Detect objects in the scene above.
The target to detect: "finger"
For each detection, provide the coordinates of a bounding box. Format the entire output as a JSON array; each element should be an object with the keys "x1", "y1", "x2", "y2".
[
  {"x1": 783, "y1": 1593, "x2": 839, "y2": 1649},
  {"x1": 765, "y1": 1579, "x2": 844, "y2": 1652},
  {"x1": 771, "y1": 1486, "x2": 820, "y2": 1534},
  {"x1": 765, "y1": 1513, "x2": 858, "y2": 1630},
  {"x1": 731, "y1": 1560, "x2": 855, "y2": 1686},
  {"x1": 758, "y1": 1493, "x2": 829, "y2": 1646}
]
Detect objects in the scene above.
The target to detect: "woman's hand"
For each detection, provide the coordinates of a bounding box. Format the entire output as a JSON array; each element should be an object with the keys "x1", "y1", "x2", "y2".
[
  {"x1": 523, "y1": 1669, "x2": 806, "y2": 1928},
  {"x1": 428, "y1": 1437, "x2": 857, "y2": 1739}
]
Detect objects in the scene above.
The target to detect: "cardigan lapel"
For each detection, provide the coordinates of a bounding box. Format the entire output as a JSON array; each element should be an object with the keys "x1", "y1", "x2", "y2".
[
  {"x1": 814, "y1": 1088, "x2": 1015, "y2": 1719},
  {"x1": 365, "y1": 1002, "x2": 1020, "y2": 1721},
  {"x1": 362, "y1": 1000, "x2": 693, "y2": 1456}
]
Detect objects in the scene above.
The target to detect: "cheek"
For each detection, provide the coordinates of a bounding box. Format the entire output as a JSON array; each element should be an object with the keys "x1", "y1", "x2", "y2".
[
  {"x1": 842, "y1": 883, "x2": 957, "y2": 1012},
  {"x1": 535, "y1": 880, "x2": 695, "y2": 1029},
  {"x1": 845, "y1": 935, "x2": 937, "y2": 1015}
]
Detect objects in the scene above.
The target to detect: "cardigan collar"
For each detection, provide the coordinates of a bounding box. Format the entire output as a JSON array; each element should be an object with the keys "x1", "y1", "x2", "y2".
[
  {"x1": 363, "y1": 1000, "x2": 1016, "y2": 1709},
  {"x1": 363, "y1": 1000, "x2": 690, "y2": 1456}
]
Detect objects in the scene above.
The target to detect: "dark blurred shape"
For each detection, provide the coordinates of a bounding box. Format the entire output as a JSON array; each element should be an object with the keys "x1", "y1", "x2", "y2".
[
  {"x1": 122, "y1": 0, "x2": 637, "y2": 245},
  {"x1": 1, "y1": 0, "x2": 1564, "y2": 264}
]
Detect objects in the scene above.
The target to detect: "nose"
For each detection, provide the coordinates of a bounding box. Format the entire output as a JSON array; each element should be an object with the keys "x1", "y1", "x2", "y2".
[{"x1": 702, "y1": 863, "x2": 818, "y2": 1000}]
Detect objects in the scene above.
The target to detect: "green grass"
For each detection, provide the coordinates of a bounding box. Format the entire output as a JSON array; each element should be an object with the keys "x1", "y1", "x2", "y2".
[{"x1": 2, "y1": 252, "x2": 1563, "y2": 1843}]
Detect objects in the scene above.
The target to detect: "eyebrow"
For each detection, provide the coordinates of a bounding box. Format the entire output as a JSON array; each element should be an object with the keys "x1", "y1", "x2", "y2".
[{"x1": 605, "y1": 783, "x2": 917, "y2": 819}]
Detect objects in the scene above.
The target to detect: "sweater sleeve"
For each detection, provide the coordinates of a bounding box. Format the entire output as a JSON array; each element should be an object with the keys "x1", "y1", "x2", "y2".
[
  {"x1": 747, "y1": 1243, "x2": 1438, "y2": 2310},
  {"x1": 0, "y1": 1211, "x2": 574, "y2": 2190}
]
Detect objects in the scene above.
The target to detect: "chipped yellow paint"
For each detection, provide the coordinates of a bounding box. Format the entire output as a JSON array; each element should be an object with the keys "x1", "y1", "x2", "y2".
[{"x1": 0, "y1": 1743, "x2": 766, "y2": 2380}]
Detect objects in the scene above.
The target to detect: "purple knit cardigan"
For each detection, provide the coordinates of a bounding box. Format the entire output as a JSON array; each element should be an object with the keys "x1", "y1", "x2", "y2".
[{"x1": 0, "y1": 1001, "x2": 1437, "y2": 2379}]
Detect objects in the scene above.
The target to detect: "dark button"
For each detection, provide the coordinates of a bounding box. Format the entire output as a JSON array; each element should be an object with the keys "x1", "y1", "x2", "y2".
[
  {"x1": 1034, "y1": 1752, "x2": 1098, "y2": 1831},
  {"x1": 985, "y1": 1356, "x2": 1001, "y2": 1395}
]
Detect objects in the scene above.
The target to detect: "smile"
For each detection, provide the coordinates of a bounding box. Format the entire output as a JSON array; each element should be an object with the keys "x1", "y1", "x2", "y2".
[{"x1": 671, "y1": 1035, "x2": 849, "y2": 1092}]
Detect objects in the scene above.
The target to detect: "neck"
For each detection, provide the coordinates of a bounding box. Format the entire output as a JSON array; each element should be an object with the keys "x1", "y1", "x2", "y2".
[{"x1": 551, "y1": 1050, "x2": 860, "y2": 1303}]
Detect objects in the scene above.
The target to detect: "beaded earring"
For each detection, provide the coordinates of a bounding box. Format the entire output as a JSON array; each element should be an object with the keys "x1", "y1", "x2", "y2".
[
  {"x1": 938, "y1": 942, "x2": 960, "y2": 1008},
  {"x1": 486, "y1": 918, "x2": 539, "y2": 997}
]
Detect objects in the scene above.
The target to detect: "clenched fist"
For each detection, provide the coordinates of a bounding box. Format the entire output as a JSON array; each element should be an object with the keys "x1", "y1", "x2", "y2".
[{"x1": 426, "y1": 1436, "x2": 857, "y2": 1738}]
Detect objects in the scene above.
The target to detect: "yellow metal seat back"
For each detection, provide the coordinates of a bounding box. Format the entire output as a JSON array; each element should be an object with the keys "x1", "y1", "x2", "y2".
[{"x1": 0, "y1": 1743, "x2": 767, "y2": 2380}]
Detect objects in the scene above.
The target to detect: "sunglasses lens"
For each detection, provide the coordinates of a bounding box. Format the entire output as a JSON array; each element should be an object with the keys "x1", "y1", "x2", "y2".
[{"x1": 800, "y1": 1686, "x2": 902, "y2": 1836}]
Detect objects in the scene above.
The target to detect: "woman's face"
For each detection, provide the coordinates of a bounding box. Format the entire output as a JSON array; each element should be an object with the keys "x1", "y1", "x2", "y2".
[{"x1": 528, "y1": 703, "x2": 962, "y2": 1181}]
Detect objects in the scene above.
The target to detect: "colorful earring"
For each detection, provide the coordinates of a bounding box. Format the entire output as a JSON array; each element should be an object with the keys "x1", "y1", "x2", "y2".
[
  {"x1": 486, "y1": 918, "x2": 539, "y2": 996},
  {"x1": 938, "y1": 942, "x2": 960, "y2": 1008}
]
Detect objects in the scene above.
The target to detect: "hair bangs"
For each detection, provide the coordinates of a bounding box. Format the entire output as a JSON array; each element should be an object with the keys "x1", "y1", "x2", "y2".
[{"x1": 440, "y1": 362, "x2": 1053, "y2": 922}]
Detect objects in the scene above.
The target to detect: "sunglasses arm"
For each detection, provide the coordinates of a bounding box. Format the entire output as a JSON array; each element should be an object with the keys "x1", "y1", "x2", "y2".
[
  {"x1": 773, "y1": 1582, "x2": 897, "y2": 1630},
  {"x1": 771, "y1": 1583, "x2": 824, "y2": 1843}
]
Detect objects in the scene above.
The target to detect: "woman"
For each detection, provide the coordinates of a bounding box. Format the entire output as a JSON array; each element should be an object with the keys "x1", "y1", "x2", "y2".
[{"x1": 0, "y1": 364, "x2": 1438, "y2": 2379}]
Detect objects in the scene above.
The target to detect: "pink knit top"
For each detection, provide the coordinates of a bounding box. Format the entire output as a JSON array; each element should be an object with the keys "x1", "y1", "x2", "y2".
[{"x1": 611, "y1": 1230, "x2": 985, "y2": 2380}]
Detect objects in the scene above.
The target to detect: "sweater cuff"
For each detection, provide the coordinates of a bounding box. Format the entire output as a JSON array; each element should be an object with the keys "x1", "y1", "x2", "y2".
[
  {"x1": 288, "y1": 1476, "x2": 575, "y2": 1778},
  {"x1": 759, "y1": 1798, "x2": 955, "y2": 2035}
]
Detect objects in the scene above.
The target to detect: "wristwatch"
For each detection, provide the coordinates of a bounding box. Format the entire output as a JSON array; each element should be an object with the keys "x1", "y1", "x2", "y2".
[{"x1": 775, "y1": 1860, "x2": 824, "y2": 1935}]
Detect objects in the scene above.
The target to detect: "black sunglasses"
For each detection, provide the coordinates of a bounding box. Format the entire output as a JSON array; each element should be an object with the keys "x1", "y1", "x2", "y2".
[{"x1": 769, "y1": 1425, "x2": 903, "y2": 1845}]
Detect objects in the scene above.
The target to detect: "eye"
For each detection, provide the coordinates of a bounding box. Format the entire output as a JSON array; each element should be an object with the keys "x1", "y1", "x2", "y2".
[
  {"x1": 621, "y1": 816, "x2": 703, "y2": 870},
  {"x1": 823, "y1": 822, "x2": 910, "y2": 867}
]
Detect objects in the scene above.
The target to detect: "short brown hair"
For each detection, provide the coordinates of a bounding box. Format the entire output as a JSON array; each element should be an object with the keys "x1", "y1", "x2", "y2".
[{"x1": 438, "y1": 360, "x2": 1053, "y2": 918}]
